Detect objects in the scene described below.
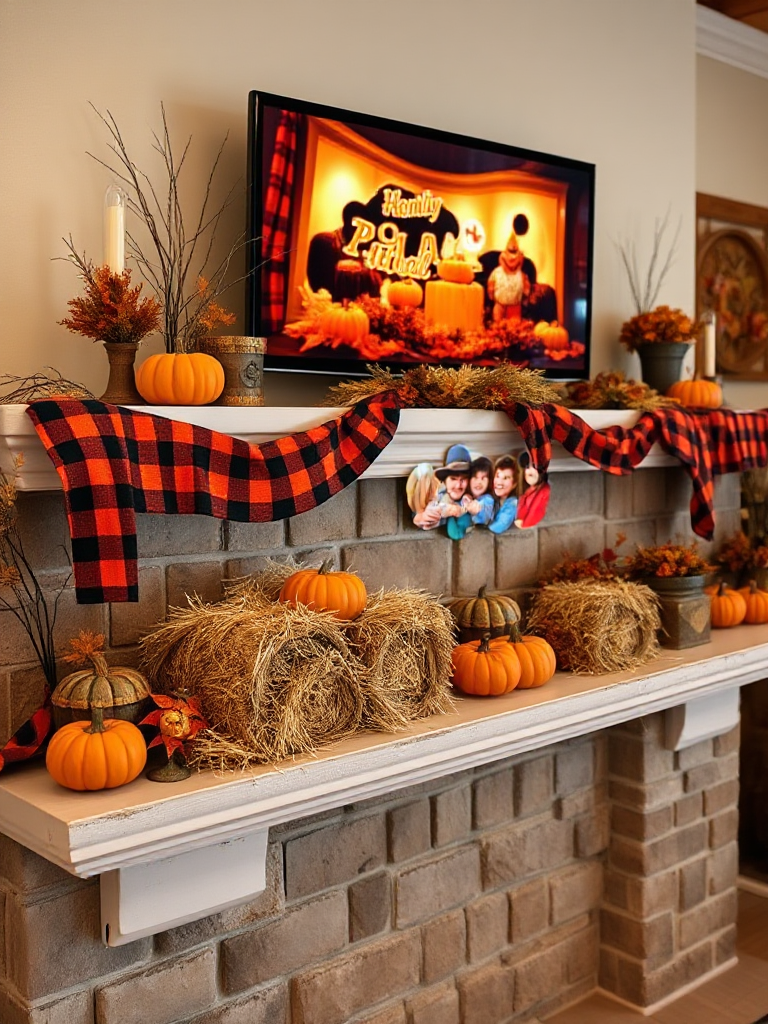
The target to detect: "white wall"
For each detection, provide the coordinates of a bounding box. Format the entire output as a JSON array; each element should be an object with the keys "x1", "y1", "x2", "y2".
[
  {"x1": 697, "y1": 52, "x2": 768, "y2": 410},
  {"x1": 0, "y1": 0, "x2": 697, "y2": 404}
]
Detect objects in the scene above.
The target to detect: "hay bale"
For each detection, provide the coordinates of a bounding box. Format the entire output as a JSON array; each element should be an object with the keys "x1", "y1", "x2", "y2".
[
  {"x1": 139, "y1": 596, "x2": 368, "y2": 768},
  {"x1": 347, "y1": 587, "x2": 456, "y2": 725},
  {"x1": 224, "y1": 557, "x2": 301, "y2": 605},
  {"x1": 526, "y1": 579, "x2": 661, "y2": 674}
]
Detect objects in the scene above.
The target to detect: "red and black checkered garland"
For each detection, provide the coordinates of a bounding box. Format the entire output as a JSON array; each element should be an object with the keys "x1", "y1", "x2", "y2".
[{"x1": 26, "y1": 394, "x2": 768, "y2": 605}]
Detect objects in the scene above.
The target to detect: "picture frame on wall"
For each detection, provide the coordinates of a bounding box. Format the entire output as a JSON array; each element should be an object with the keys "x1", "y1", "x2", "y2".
[{"x1": 696, "y1": 192, "x2": 768, "y2": 380}]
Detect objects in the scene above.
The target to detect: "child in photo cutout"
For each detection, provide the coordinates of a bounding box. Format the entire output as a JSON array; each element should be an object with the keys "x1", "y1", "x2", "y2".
[
  {"x1": 446, "y1": 453, "x2": 496, "y2": 540},
  {"x1": 488, "y1": 454, "x2": 519, "y2": 534},
  {"x1": 514, "y1": 450, "x2": 551, "y2": 529},
  {"x1": 411, "y1": 445, "x2": 471, "y2": 531}
]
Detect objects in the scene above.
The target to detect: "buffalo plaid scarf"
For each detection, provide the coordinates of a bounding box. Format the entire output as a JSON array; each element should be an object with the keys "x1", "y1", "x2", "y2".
[{"x1": 27, "y1": 393, "x2": 768, "y2": 605}]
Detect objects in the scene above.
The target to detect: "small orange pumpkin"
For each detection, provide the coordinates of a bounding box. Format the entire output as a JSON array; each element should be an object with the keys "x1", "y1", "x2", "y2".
[
  {"x1": 437, "y1": 258, "x2": 475, "y2": 285},
  {"x1": 504, "y1": 626, "x2": 557, "y2": 688},
  {"x1": 279, "y1": 559, "x2": 367, "y2": 621},
  {"x1": 136, "y1": 352, "x2": 225, "y2": 405},
  {"x1": 451, "y1": 633, "x2": 522, "y2": 697},
  {"x1": 534, "y1": 321, "x2": 569, "y2": 351},
  {"x1": 45, "y1": 708, "x2": 147, "y2": 791},
  {"x1": 666, "y1": 378, "x2": 723, "y2": 409},
  {"x1": 388, "y1": 278, "x2": 424, "y2": 308},
  {"x1": 317, "y1": 302, "x2": 369, "y2": 346},
  {"x1": 705, "y1": 581, "x2": 747, "y2": 628},
  {"x1": 738, "y1": 579, "x2": 768, "y2": 624}
]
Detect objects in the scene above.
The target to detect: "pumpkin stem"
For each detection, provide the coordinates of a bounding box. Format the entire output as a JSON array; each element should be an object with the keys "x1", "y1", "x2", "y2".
[
  {"x1": 718, "y1": 581, "x2": 729, "y2": 596},
  {"x1": 88, "y1": 651, "x2": 111, "y2": 678},
  {"x1": 318, "y1": 558, "x2": 334, "y2": 575},
  {"x1": 507, "y1": 623, "x2": 522, "y2": 643},
  {"x1": 477, "y1": 585, "x2": 487, "y2": 599},
  {"x1": 749, "y1": 579, "x2": 758, "y2": 594},
  {"x1": 478, "y1": 632, "x2": 492, "y2": 653},
  {"x1": 87, "y1": 705, "x2": 107, "y2": 734}
]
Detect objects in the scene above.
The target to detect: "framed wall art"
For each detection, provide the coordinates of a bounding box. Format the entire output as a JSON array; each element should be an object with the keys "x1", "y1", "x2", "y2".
[{"x1": 696, "y1": 192, "x2": 768, "y2": 380}]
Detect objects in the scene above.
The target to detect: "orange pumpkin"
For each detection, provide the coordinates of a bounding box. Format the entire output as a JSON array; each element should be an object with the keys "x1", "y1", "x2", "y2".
[
  {"x1": 505, "y1": 627, "x2": 557, "y2": 688},
  {"x1": 738, "y1": 580, "x2": 768, "y2": 624},
  {"x1": 451, "y1": 634, "x2": 522, "y2": 697},
  {"x1": 279, "y1": 559, "x2": 367, "y2": 621},
  {"x1": 45, "y1": 708, "x2": 147, "y2": 791},
  {"x1": 437, "y1": 258, "x2": 475, "y2": 285},
  {"x1": 666, "y1": 378, "x2": 723, "y2": 409},
  {"x1": 388, "y1": 278, "x2": 423, "y2": 308},
  {"x1": 136, "y1": 352, "x2": 225, "y2": 405},
  {"x1": 705, "y1": 581, "x2": 747, "y2": 628},
  {"x1": 317, "y1": 302, "x2": 369, "y2": 346},
  {"x1": 534, "y1": 321, "x2": 569, "y2": 351}
]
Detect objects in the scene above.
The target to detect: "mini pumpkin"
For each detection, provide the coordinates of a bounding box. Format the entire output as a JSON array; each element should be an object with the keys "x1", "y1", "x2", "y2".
[
  {"x1": 705, "y1": 581, "x2": 747, "y2": 628},
  {"x1": 437, "y1": 258, "x2": 475, "y2": 285},
  {"x1": 447, "y1": 585, "x2": 521, "y2": 644},
  {"x1": 534, "y1": 321, "x2": 569, "y2": 351},
  {"x1": 738, "y1": 579, "x2": 768, "y2": 624},
  {"x1": 388, "y1": 278, "x2": 424, "y2": 308},
  {"x1": 135, "y1": 352, "x2": 225, "y2": 405},
  {"x1": 279, "y1": 559, "x2": 368, "y2": 620},
  {"x1": 51, "y1": 631, "x2": 152, "y2": 729},
  {"x1": 45, "y1": 708, "x2": 147, "y2": 791},
  {"x1": 451, "y1": 633, "x2": 521, "y2": 697},
  {"x1": 666, "y1": 378, "x2": 723, "y2": 410},
  {"x1": 317, "y1": 302, "x2": 370, "y2": 347},
  {"x1": 504, "y1": 626, "x2": 557, "y2": 688}
]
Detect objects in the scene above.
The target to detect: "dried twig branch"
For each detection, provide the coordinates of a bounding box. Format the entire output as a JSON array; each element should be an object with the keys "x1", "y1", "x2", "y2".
[{"x1": 615, "y1": 211, "x2": 681, "y2": 315}]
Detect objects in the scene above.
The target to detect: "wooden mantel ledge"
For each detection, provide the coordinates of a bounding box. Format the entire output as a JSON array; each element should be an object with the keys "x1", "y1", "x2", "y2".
[
  {"x1": 0, "y1": 626, "x2": 763, "y2": 944},
  {"x1": 0, "y1": 404, "x2": 675, "y2": 490}
]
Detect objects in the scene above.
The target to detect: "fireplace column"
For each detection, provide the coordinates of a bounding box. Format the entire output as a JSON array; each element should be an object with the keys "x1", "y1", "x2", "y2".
[{"x1": 599, "y1": 712, "x2": 740, "y2": 1009}]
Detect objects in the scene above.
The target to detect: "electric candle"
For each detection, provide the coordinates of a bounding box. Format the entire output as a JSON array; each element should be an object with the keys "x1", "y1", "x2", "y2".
[
  {"x1": 104, "y1": 184, "x2": 126, "y2": 274},
  {"x1": 703, "y1": 311, "x2": 716, "y2": 378}
]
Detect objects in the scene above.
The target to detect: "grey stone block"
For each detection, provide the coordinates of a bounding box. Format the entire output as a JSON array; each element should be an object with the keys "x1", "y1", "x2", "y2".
[
  {"x1": 287, "y1": 485, "x2": 358, "y2": 546},
  {"x1": 166, "y1": 560, "x2": 225, "y2": 609},
  {"x1": 15, "y1": 492, "x2": 72, "y2": 568},
  {"x1": 358, "y1": 478, "x2": 399, "y2": 538},
  {"x1": 224, "y1": 518, "x2": 285, "y2": 551},
  {"x1": 633, "y1": 468, "x2": 669, "y2": 516},
  {"x1": 341, "y1": 537, "x2": 452, "y2": 596},
  {"x1": 452, "y1": 527, "x2": 495, "y2": 596},
  {"x1": 538, "y1": 519, "x2": 605, "y2": 576},
  {"x1": 110, "y1": 564, "x2": 165, "y2": 646},
  {"x1": 136, "y1": 513, "x2": 223, "y2": 558},
  {"x1": 495, "y1": 529, "x2": 539, "y2": 589},
  {"x1": 604, "y1": 474, "x2": 634, "y2": 521},
  {"x1": 545, "y1": 470, "x2": 603, "y2": 522}
]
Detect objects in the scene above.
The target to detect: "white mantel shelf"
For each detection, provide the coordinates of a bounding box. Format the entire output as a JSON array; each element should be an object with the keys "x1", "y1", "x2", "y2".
[
  {"x1": 0, "y1": 403, "x2": 675, "y2": 491},
  {"x1": 0, "y1": 627, "x2": 765, "y2": 943}
]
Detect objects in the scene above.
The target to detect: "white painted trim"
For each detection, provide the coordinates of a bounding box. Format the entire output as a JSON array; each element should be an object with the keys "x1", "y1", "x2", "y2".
[
  {"x1": 597, "y1": 956, "x2": 739, "y2": 1016},
  {"x1": 738, "y1": 874, "x2": 768, "y2": 898},
  {"x1": 0, "y1": 403, "x2": 675, "y2": 491},
  {"x1": 664, "y1": 688, "x2": 741, "y2": 750},
  {"x1": 100, "y1": 829, "x2": 269, "y2": 946},
  {"x1": 697, "y1": 5, "x2": 768, "y2": 80},
  {"x1": 0, "y1": 628, "x2": 764, "y2": 884}
]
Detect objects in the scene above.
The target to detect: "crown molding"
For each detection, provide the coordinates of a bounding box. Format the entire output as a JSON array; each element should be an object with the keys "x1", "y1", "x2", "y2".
[{"x1": 697, "y1": 4, "x2": 768, "y2": 80}]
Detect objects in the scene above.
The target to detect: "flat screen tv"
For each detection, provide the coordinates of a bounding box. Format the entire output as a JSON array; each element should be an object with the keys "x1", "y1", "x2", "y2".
[{"x1": 246, "y1": 90, "x2": 595, "y2": 380}]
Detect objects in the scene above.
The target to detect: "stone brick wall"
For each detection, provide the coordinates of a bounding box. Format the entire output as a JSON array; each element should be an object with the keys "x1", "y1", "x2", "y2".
[
  {"x1": 0, "y1": 465, "x2": 745, "y2": 1023},
  {"x1": 601, "y1": 715, "x2": 741, "y2": 1009}
]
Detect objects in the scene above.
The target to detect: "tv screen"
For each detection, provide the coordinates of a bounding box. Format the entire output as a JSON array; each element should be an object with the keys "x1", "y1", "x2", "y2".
[{"x1": 246, "y1": 91, "x2": 595, "y2": 380}]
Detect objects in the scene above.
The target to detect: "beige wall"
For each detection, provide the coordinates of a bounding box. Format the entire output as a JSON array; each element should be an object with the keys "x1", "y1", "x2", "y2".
[
  {"x1": 0, "y1": 0, "x2": 697, "y2": 404},
  {"x1": 697, "y1": 52, "x2": 768, "y2": 411}
]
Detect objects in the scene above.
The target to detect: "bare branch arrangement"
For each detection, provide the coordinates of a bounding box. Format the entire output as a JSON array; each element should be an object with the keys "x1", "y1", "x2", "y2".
[
  {"x1": 615, "y1": 211, "x2": 681, "y2": 315},
  {"x1": 0, "y1": 456, "x2": 70, "y2": 688},
  {"x1": 88, "y1": 103, "x2": 243, "y2": 353}
]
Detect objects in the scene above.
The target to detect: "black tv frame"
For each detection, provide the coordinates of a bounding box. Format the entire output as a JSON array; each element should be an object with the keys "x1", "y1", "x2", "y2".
[{"x1": 246, "y1": 90, "x2": 595, "y2": 381}]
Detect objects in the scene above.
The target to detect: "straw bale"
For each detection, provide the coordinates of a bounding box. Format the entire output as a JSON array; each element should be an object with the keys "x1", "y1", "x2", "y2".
[
  {"x1": 526, "y1": 579, "x2": 661, "y2": 674},
  {"x1": 347, "y1": 587, "x2": 456, "y2": 725},
  {"x1": 139, "y1": 596, "x2": 368, "y2": 766}
]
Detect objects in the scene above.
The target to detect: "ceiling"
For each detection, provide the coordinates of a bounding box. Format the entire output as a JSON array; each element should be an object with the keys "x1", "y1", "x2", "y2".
[{"x1": 698, "y1": 0, "x2": 768, "y2": 34}]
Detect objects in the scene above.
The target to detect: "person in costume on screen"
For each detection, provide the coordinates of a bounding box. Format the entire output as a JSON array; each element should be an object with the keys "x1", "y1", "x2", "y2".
[
  {"x1": 484, "y1": 215, "x2": 557, "y2": 325},
  {"x1": 412, "y1": 445, "x2": 471, "y2": 532},
  {"x1": 488, "y1": 454, "x2": 519, "y2": 535},
  {"x1": 514, "y1": 450, "x2": 551, "y2": 529}
]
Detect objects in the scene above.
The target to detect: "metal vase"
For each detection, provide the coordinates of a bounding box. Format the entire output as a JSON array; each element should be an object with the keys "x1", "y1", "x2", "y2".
[{"x1": 199, "y1": 336, "x2": 266, "y2": 406}]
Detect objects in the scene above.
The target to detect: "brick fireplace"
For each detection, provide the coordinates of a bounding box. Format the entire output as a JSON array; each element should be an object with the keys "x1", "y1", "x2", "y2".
[{"x1": 0, "y1": 439, "x2": 753, "y2": 1024}]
